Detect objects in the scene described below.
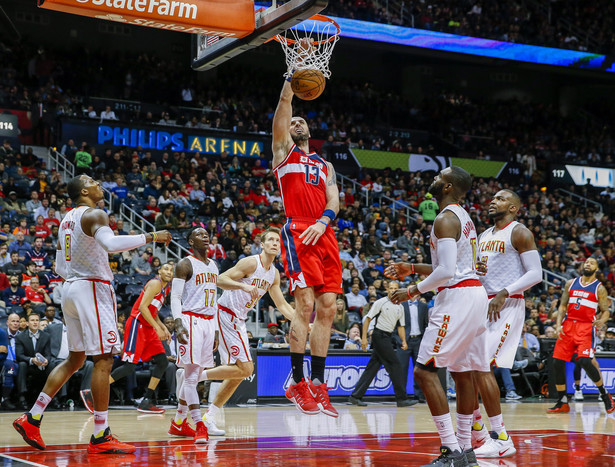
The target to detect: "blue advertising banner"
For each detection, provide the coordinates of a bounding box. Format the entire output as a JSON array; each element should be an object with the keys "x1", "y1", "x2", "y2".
[
  {"x1": 256, "y1": 353, "x2": 414, "y2": 397},
  {"x1": 60, "y1": 118, "x2": 266, "y2": 157},
  {"x1": 566, "y1": 358, "x2": 615, "y2": 394}
]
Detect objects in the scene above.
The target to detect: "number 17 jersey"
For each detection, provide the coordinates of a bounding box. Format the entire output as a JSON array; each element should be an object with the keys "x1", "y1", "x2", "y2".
[
  {"x1": 274, "y1": 144, "x2": 329, "y2": 219},
  {"x1": 182, "y1": 256, "x2": 219, "y2": 317}
]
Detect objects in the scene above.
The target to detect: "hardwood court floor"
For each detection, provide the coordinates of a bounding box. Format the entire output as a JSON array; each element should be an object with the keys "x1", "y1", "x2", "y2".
[{"x1": 1, "y1": 400, "x2": 614, "y2": 466}]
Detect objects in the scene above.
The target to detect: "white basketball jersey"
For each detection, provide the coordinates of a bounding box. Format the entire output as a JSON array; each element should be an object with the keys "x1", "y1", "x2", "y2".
[
  {"x1": 429, "y1": 204, "x2": 479, "y2": 288},
  {"x1": 58, "y1": 206, "x2": 113, "y2": 282},
  {"x1": 182, "y1": 256, "x2": 219, "y2": 316},
  {"x1": 478, "y1": 221, "x2": 524, "y2": 295},
  {"x1": 218, "y1": 255, "x2": 276, "y2": 320}
]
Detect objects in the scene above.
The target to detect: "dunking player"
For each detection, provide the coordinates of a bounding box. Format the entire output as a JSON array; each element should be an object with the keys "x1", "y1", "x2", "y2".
[
  {"x1": 107, "y1": 263, "x2": 173, "y2": 414},
  {"x1": 547, "y1": 257, "x2": 614, "y2": 414},
  {"x1": 168, "y1": 228, "x2": 219, "y2": 443},
  {"x1": 185, "y1": 227, "x2": 295, "y2": 436},
  {"x1": 271, "y1": 70, "x2": 342, "y2": 416},
  {"x1": 470, "y1": 190, "x2": 542, "y2": 458},
  {"x1": 388, "y1": 166, "x2": 488, "y2": 466},
  {"x1": 13, "y1": 174, "x2": 171, "y2": 454}
]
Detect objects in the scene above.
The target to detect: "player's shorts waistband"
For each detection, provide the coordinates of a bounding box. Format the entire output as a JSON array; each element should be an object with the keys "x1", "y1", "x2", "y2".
[
  {"x1": 487, "y1": 293, "x2": 524, "y2": 299},
  {"x1": 438, "y1": 279, "x2": 483, "y2": 293},
  {"x1": 182, "y1": 311, "x2": 214, "y2": 320},
  {"x1": 218, "y1": 304, "x2": 244, "y2": 320},
  {"x1": 70, "y1": 278, "x2": 112, "y2": 285},
  {"x1": 285, "y1": 216, "x2": 321, "y2": 223}
]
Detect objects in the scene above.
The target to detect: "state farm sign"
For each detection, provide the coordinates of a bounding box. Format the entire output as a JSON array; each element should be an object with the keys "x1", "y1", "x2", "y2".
[{"x1": 38, "y1": 0, "x2": 255, "y2": 36}]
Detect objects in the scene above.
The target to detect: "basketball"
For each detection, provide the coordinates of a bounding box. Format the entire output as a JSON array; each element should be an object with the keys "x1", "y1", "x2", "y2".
[{"x1": 291, "y1": 69, "x2": 326, "y2": 100}]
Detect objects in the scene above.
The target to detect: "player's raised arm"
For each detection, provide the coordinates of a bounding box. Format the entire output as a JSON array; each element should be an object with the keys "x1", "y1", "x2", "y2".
[
  {"x1": 82, "y1": 208, "x2": 171, "y2": 253},
  {"x1": 218, "y1": 256, "x2": 259, "y2": 301},
  {"x1": 272, "y1": 80, "x2": 295, "y2": 166},
  {"x1": 170, "y1": 258, "x2": 193, "y2": 344},
  {"x1": 267, "y1": 269, "x2": 295, "y2": 322}
]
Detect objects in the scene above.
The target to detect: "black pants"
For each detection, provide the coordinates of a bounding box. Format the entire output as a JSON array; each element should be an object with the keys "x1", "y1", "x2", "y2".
[
  {"x1": 18, "y1": 362, "x2": 50, "y2": 402},
  {"x1": 351, "y1": 329, "x2": 407, "y2": 401},
  {"x1": 397, "y1": 335, "x2": 424, "y2": 399}
]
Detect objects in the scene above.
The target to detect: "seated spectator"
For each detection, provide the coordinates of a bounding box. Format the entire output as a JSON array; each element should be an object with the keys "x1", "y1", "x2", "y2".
[
  {"x1": 344, "y1": 323, "x2": 362, "y2": 350},
  {"x1": 131, "y1": 249, "x2": 153, "y2": 275},
  {"x1": 1, "y1": 275, "x2": 25, "y2": 309},
  {"x1": 333, "y1": 299, "x2": 350, "y2": 335},
  {"x1": 21, "y1": 262, "x2": 38, "y2": 288},
  {"x1": 39, "y1": 317, "x2": 49, "y2": 331},
  {"x1": 8, "y1": 232, "x2": 30, "y2": 262},
  {"x1": 264, "y1": 322, "x2": 286, "y2": 344},
  {"x1": 0, "y1": 313, "x2": 21, "y2": 409},
  {"x1": 43, "y1": 305, "x2": 62, "y2": 325},
  {"x1": 100, "y1": 105, "x2": 118, "y2": 121},
  {"x1": 15, "y1": 313, "x2": 52, "y2": 407},
  {"x1": 492, "y1": 366, "x2": 522, "y2": 401},
  {"x1": 207, "y1": 236, "x2": 226, "y2": 262},
  {"x1": 154, "y1": 205, "x2": 179, "y2": 230},
  {"x1": 24, "y1": 276, "x2": 52, "y2": 312},
  {"x1": 24, "y1": 237, "x2": 50, "y2": 271},
  {"x1": 345, "y1": 283, "x2": 368, "y2": 322},
  {"x1": 0, "y1": 244, "x2": 9, "y2": 268}
]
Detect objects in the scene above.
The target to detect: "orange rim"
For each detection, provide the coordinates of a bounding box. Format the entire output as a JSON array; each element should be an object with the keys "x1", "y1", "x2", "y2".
[{"x1": 270, "y1": 14, "x2": 340, "y2": 45}]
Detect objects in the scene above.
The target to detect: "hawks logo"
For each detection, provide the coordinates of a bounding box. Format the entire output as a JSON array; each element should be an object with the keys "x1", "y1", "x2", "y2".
[
  {"x1": 179, "y1": 346, "x2": 186, "y2": 356},
  {"x1": 230, "y1": 346, "x2": 240, "y2": 357},
  {"x1": 107, "y1": 331, "x2": 118, "y2": 344}
]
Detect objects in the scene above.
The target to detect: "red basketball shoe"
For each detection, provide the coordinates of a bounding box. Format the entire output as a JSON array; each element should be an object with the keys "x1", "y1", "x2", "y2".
[
  {"x1": 87, "y1": 427, "x2": 136, "y2": 454},
  {"x1": 547, "y1": 401, "x2": 570, "y2": 413},
  {"x1": 285, "y1": 379, "x2": 320, "y2": 415},
  {"x1": 13, "y1": 413, "x2": 46, "y2": 450},
  {"x1": 307, "y1": 379, "x2": 338, "y2": 418},
  {"x1": 168, "y1": 419, "x2": 196, "y2": 437},
  {"x1": 194, "y1": 421, "x2": 209, "y2": 444},
  {"x1": 601, "y1": 393, "x2": 615, "y2": 414}
]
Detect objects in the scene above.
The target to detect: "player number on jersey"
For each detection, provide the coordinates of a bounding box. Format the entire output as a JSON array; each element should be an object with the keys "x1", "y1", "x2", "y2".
[
  {"x1": 304, "y1": 164, "x2": 320, "y2": 186},
  {"x1": 470, "y1": 238, "x2": 479, "y2": 271},
  {"x1": 204, "y1": 289, "x2": 215, "y2": 308},
  {"x1": 65, "y1": 234, "x2": 71, "y2": 261},
  {"x1": 245, "y1": 295, "x2": 258, "y2": 309}
]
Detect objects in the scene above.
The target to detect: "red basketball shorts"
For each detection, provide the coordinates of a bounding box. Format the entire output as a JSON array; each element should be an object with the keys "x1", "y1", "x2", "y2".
[
  {"x1": 280, "y1": 217, "x2": 343, "y2": 295},
  {"x1": 122, "y1": 315, "x2": 165, "y2": 363},
  {"x1": 552, "y1": 319, "x2": 595, "y2": 361}
]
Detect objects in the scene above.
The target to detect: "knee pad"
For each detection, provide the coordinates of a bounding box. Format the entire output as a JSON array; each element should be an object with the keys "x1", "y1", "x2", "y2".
[
  {"x1": 577, "y1": 357, "x2": 601, "y2": 382},
  {"x1": 150, "y1": 353, "x2": 169, "y2": 379}
]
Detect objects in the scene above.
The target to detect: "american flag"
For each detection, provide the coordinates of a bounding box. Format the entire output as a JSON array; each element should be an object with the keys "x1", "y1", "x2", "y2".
[{"x1": 206, "y1": 35, "x2": 220, "y2": 47}]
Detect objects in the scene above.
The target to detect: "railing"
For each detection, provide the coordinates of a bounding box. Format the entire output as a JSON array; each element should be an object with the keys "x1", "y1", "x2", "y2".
[
  {"x1": 556, "y1": 188, "x2": 603, "y2": 212},
  {"x1": 47, "y1": 147, "x2": 74, "y2": 179}
]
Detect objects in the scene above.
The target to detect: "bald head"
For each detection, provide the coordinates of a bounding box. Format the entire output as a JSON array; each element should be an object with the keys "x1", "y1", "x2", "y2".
[
  {"x1": 501, "y1": 189, "x2": 521, "y2": 209},
  {"x1": 447, "y1": 166, "x2": 472, "y2": 197}
]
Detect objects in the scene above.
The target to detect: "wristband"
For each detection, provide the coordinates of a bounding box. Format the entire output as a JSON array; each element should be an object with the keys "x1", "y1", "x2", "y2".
[
  {"x1": 152, "y1": 232, "x2": 158, "y2": 243},
  {"x1": 407, "y1": 287, "x2": 413, "y2": 298},
  {"x1": 322, "y1": 209, "x2": 336, "y2": 221},
  {"x1": 317, "y1": 220, "x2": 328, "y2": 227}
]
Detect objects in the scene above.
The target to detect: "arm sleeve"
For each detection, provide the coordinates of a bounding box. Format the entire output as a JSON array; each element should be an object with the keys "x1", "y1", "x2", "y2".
[
  {"x1": 504, "y1": 250, "x2": 542, "y2": 296},
  {"x1": 94, "y1": 226, "x2": 146, "y2": 253},
  {"x1": 417, "y1": 238, "x2": 457, "y2": 294},
  {"x1": 170, "y1": 278, "x2": 186, "y2": 320},
  {"x1": 55, "y1": 253, "x2": 68, "y2": 280}
]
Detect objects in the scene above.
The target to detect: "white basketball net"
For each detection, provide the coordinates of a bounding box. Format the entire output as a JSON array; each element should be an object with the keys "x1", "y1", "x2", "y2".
[{"x1": 275, "y1": 16, "x2": 340, "y2": 79}]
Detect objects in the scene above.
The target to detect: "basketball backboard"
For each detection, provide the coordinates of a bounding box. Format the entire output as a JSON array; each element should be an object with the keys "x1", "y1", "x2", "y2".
[{"x1": 191, "y1": 0, "x2": 328, "y2": 71}]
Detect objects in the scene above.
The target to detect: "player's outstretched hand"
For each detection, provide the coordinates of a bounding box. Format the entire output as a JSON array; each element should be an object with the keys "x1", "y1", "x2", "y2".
[
  {"x1": 487, "y1": 290, "x2": 507, "y2": 322},
  {"x1": 384, "y1": 262, "x2": 414, "y2": 280},
  {"x1": 152, "y1": 230, "x2": 172, "y2": 246},
  {"x1": 299, "y1": 221, "x2": 326, "y2": 246},
  {"x1": 391, "y1": 285, "x2": 419, "y2": 304}
]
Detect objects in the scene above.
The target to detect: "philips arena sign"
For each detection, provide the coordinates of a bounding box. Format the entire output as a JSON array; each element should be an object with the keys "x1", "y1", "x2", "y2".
[{"x1": 38, "y1": 0, "x2": 255, "y2": 36}]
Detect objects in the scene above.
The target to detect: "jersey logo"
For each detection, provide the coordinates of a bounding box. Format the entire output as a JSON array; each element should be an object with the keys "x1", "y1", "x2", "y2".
[
  {"x1": 230, "y1": 346, "x2": 240, "y2": 357},
  {"x1": 179, "y1": 346, "x2": 186, "y2": 357},
  {"x1": 107, "y1": 330, "x2": 118, "y2": 344}
]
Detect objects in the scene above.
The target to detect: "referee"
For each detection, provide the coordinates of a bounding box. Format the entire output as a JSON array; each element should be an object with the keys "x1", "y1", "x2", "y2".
[{"x1": 349, "y1": 281, "x2": 417, "y2": 407}]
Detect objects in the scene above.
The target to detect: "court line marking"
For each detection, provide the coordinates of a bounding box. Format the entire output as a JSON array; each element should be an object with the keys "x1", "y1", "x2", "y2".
[{"x1": 0, "y1": 453, "x2": 48, "y2": 467}]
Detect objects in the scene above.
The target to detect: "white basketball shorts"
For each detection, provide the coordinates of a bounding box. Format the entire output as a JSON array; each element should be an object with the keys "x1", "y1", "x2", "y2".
[
  {"x1": 217, "y1": 306, "x2": 252, "y2": 365},
  {"x1": 62, "y1": 279, "x2": 121, "y2": 356},
  {"x1": 177, "y1": 312, "x2": 215, "y2": 368},
  {"x1": 417, "y1": 284, "x2": 490, "y2": 372},
  {"x1": 485, "y1": 296, "x2": 525, "y2": 369}
]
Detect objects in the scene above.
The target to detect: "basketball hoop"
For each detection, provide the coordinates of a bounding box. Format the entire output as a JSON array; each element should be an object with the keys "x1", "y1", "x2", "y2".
[{"x1": 272, "y1": 14, "x2": 340, "y2": 79}]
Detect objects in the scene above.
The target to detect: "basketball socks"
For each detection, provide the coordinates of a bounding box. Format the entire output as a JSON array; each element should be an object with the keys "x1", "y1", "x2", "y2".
[
  {"x1": 206, "y1": 404, "x2": 220, "y2": 421},
  {"x1": 190, "y1": 409, "x2": 202, "y2": 425},
  {"x1": 472, "y1": 408, "x2": 483, "y2": 431},
  {"x1": 174, "y1": 404, "x2": 188, "y2": 424},
  {"x1": 456, "y1": 413, "x2": 473, "y2": 451},
  {"x1": 144, "y1": 388, "x2": 155, "y2": 399},
  {"x1": 557, "y1": 391, "x2": 568, "y2": 404},
  {"x1": 311, "y1": 356, "x2": 326, "y2": 385},
  {"x1": 94, "y1": 411, "x2": 109, "y2": 438},
  {"x1": 597, "y1": 385, "x2": 607, "y2": 396},
  {"x1": 433, "y1": 413, "x2": 460, "y2": 451},
  {"x1": 574, "y1": 383, "x2": 581, "y2": 391},
  {"x1": 291, "y1": 352, "x2": 304, "y2": 384},
  {"x1": 488, "y1": 414, "x2": 508, "y2": 439},
  {"x1": 30, "y1": 393, "x2": 51, "y2": 419}
]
